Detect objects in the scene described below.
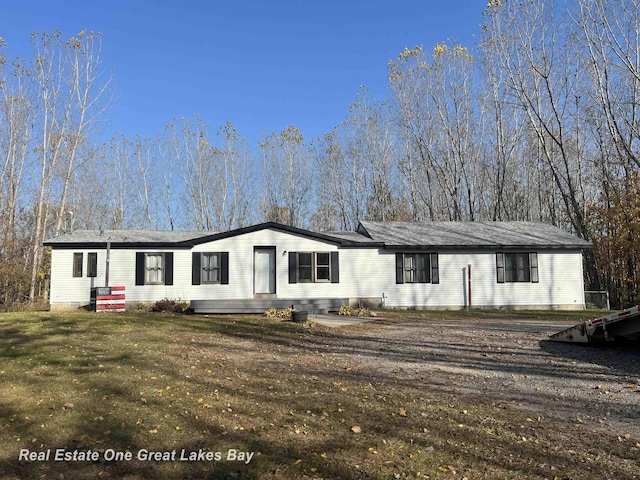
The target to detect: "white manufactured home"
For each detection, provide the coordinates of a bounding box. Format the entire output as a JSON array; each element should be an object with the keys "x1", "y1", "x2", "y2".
[{"x1": 43, "y1": 221, "x2": 592, "y2": 312}]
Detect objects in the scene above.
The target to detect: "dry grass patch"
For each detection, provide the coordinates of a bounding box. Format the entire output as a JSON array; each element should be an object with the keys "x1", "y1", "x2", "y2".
[
  {"x1": 0, "y1": 311, "x2": 637, "y2": 479},
  {"x1": 372, "y1": 308, "x2": 611, "y2": 325}
]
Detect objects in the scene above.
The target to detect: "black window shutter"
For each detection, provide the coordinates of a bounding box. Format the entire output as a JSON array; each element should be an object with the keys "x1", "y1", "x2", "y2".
[
  {"x1": 496, "y1": 252, "x2": 505, "y2": 283},
  {"x1": 88, "y1": 252, "x2": 97, "y2": 277},
  {"x1": 192, "y1": 252, "x2": 201, "y2": 285},
  {"x1": 530, "y1": 252, "x2": 539, "y2": 283},
  {"x1": 221, "y1": 252, "x2": 229, "y2": 285},
  {"x1": 289, "y1": 252, "x2": 297, "y2": 284},
  {"x1": 396, "y1": 253, "x2": 404, "y2": 284},
  {"x1": 165, "y1": 253, "x2": 174, "y2": 286},
  {"x1": 135, "y1": 252, "x2": 145, "y2": 285},
  {"x1": 330, "y1": 251, "x2": 339, "y2": 283},
  {"x1": 430, "y1": 253, "x2": 439, "y2": 284},
  {"x1": 73, "y1": 252, "x2": 83, "y2": 277}
]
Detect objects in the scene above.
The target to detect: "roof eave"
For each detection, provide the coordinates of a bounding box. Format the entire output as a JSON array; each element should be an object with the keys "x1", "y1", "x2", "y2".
[
  {"x1": 183, "y1": 222, "x2": 375, "y2": 247},
  {"x1": 42, "y1": 241, "x2": 195, "y2": 249},
  {"x1": 385, "y1": 244, "x2": 593, "y2": 250}
]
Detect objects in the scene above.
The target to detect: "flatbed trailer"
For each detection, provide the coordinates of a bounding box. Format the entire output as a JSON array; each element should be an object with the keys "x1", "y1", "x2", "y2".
[{"x1": 549, "y1": 305, "x2": 640, "y2": 343}]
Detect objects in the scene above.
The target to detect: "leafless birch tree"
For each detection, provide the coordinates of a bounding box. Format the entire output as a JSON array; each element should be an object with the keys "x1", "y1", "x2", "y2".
[
  {"x1": 171, "y1": 117, "x2": 255, "y2": 231},
  {"x1": 389, "y1": 42, "x2": 480, "y2": 220},
  {"x1": 28, "y1": 30, "x2": 111, "y2": 300},
  {"x1": 259, "y1": 126, "x2": 311, "y2": 228}
]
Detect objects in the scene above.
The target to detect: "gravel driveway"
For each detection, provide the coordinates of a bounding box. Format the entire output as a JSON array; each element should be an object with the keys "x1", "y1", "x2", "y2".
[{"x1": 329, "y1": 317, "x2": 640, "y2": 440}]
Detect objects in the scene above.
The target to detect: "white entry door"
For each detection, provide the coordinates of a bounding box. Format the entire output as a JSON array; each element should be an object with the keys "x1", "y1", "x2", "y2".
[{"x1": 254, "y1": 248, "x2": 275, "y2": 294}]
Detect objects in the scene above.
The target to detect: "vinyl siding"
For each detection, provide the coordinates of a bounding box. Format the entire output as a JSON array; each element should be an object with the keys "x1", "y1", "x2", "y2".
[
  {"x1": 50, "y1": 249, "x2": 111, "y2": 306},
  {"x1": 345, "y1": 249, "x2": 585, "y2": 309},
  {"x1": 191, "y1": 229, "x2": 340, "y2": 299},
  {"x1": 48, "y1": 228, "x2": 586, "y2": 310},
  {"x1": 50, "y1": 229, "x2": 343, "y2": 307}
]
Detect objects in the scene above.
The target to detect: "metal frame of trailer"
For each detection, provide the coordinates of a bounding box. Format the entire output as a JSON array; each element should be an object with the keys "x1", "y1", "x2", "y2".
[{"x1": 549, "y1": 305, "x2": 640, "y2": 343}]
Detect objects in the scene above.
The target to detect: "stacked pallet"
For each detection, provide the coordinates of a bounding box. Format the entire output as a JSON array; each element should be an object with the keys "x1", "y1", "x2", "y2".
[{"x1": 90, "y1": 286, "x2": 126, "y2": 312}]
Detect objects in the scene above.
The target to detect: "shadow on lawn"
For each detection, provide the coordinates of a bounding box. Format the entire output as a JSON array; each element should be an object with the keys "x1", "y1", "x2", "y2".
[
  {"x1": 2, "y1": 389, "x2": 631, "y2": 480},
  {"x1": 540, "y1": 339, "x2": 640, "y2": 376},
  {"x1": 193, "y1": 316, "x2": 634, "y2": 382},
  {"x1": 193, "y1": 315, "x2": 640, "y2": 431},
  {"x1": 1, "y1": 313, "x2": 639, "y2": 479}
]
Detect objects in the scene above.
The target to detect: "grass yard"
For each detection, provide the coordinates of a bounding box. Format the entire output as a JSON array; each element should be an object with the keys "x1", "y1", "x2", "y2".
[{"x1": 0, "y1": 310, "x2": 638, "y2": 479}]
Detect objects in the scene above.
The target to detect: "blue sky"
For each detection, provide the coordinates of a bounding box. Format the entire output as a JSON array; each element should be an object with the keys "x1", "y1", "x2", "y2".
[{"x1": 1, "y1": 0, "x2": 486, "y2": 144}]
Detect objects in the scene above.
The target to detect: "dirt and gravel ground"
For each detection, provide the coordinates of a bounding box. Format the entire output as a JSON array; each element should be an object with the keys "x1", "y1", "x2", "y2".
[
  {"x1": 313, "y1": 316, "x2": 640, "y2": 440},
  {"x1": 2, "y1": 311, "x2": 638, "y2": 479}
]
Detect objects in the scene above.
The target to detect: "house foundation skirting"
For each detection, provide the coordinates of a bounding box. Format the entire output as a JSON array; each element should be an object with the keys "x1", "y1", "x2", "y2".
[
  {"x1": 190, "y1": 298, "x2": 349, "y2": 314},
  {"x1": 48, "y1": 299, "x2": 585, "y2": 313}
]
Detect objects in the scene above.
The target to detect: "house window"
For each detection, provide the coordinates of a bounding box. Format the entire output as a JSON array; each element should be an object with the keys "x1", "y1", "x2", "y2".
[
  {"x1": 202, "y1": 253, "x2": 221, "y2": 284},
  {"x1": 135, "y1": 252, "x2": 173, "y2": 286},
  {"x1": 73, "y1": 253, "x2": 83, "y2": 277},
  {"x1": 145, "y1": 253, "x2": 165, "y2": 284},
  {"x1": 289, "y1": 251, "x2": 339, "y2": 284},
  {"x1": 397, "y1": 253, "x2": 434, "y2": 284},
  {"x1": 87, "y1": 253, "x2": 98, "y2": 277},
  {"x1": 191, "y1": 252, "x2": 228, "y2": 285},
  {"x1": 496, "y1": 252, "x2": 539, "y2": 283}
]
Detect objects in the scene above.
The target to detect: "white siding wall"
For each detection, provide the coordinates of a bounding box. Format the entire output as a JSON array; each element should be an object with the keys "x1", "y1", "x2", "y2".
[
  {"x1": 49, "y1": 248, "x2": 195, "y2": 306},
  {"x1": 342, "y1": 249, "x2": 586, "y2": 309},
  {"x1": 49, "y1": 229, "x2": 587, "y2": 310},
  {"x1": 50, "y1": 249, "x2": 101, "y2": 307},
  {"x1": 50, "y1": 229, "x2": 343, "y2": 308},
  {"x1": 191, "y1": 229, "x2": 340, "y2": 299}
]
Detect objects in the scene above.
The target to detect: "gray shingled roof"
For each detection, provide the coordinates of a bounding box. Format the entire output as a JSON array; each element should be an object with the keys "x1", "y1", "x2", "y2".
[
  {"x1": 323, "y1": 231, "x2": 380, "y2": 243},
  {"x1": 358, "y1": 221, "x2": 592, "y2": 249},
  {"x1": 43, "y1": 221, "x2": 592, "y2": 250},
  {"x1": 44, "y1": 229, "x2": 215, "y2": 245}
]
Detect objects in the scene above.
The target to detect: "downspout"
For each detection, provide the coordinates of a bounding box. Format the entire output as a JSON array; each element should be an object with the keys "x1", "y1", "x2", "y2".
[
  {"x1": 105, "y1": 240, "x2": 111, "y2": 287},
  {"x1": 467, "y1": 264, "x2": 472, "y2": 310}
]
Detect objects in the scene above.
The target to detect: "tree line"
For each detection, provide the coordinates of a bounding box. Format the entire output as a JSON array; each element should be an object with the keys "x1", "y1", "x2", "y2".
[{"x1": 1, "y1": 0, "x2": 639, "y2": 309}]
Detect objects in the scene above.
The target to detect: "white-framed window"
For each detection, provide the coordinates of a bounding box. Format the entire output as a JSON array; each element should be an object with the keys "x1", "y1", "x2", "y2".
[
  {"x1": 192, "y1": 251, "x2": 228, "y2": 285},
  {"x1": 403, "y1": 253, "x2": 429, "y2": 283},
  {"x1": 496, "y1": 252, "x2": 539, "y2": 283},
  {"x1": 201, "y1": 252, "x2": 221, "y2": 284},
  {"x1": 136, "y1": 252, "x2": 173, "y2": 286},
  {"x1": 396, "y1": 252, "x2": 439, "y2": 284},
  {"x1": 145, "y1": 253, "x2": 165, "y2": 285},
  {"x1": 289, "y1": 251, "x2": 339, "y2": 284}
]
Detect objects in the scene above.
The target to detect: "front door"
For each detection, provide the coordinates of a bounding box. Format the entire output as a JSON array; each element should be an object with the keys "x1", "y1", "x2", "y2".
[{"x1": 254, "y1": 247, "x2": 275, "y2": 295}]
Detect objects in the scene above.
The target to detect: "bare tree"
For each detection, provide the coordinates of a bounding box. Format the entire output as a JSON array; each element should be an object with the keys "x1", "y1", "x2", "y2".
[
  {"x1": 389, "y1": 42, "x2": 480, "y2": 220},
  {"x1": 131, "y1": 134, "x2": 160, "y2": 230},
  {"x1": 52, "y1": 31, "x2": 112, "y2": 235},
  {"x1": 0, "y1": 40, "x2": 33, "y2": 243},
  {"x1": 477, "y1": 38, "x2": 530, "y2": 220},
  {"x1": 0, "y1": 39, "x2": 34, "y2": 306},
  {"x1": 312, "y1": 128, "x2": 360, "y2": 231},
  {"x1": 481, "y1": 0, "x2": 591, "y2": 234},
  {"x1": 259, "y1": 126, "x2": 312, "y2": 228},
  {"x1": 213, "y1": 122, "x2": 256, "y2": 229},
  {"x1": 27, "y1": 30, "x2": 111, "y2": 301},
  {"x1": 171, "y1": 117, "x2": 255, "y2": 231},
  {"x1": 574, "y1": 0, "x2": 640, "y2": 170}
]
